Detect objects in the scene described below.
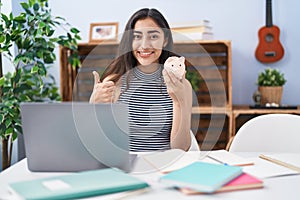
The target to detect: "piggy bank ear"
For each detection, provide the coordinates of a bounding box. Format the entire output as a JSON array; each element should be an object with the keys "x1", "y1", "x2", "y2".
[
  {"x1": 179, "y1": 56, "x2": 185, "y2": 63},
  {"x1": 165, "y1": 56, "x2": 174, "y2": 64}
]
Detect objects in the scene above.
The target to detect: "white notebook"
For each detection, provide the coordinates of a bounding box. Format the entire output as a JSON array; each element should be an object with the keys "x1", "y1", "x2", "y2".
[
  {"x1": 207, "y1": 150, "x2": 254, "y2": 166},
  {"x1": 140, "y1": 149, "x2": 202, "y2": 173}
]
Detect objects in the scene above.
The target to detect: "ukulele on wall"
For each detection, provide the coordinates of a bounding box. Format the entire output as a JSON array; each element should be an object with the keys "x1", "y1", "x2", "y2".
[{"x1": 255, "y1": 0, "x2": 284, "y2": 63}]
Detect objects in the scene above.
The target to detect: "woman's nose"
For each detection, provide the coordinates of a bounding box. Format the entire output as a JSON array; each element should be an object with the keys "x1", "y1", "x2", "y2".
[{"x1": 140, "y1": 37, "x2": 151, "y2": 49}]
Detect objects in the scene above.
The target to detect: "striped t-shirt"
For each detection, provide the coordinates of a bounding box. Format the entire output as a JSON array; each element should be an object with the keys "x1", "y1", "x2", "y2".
[{"x1": 118, "y1": 66, "x2": 173, "y2": 152}]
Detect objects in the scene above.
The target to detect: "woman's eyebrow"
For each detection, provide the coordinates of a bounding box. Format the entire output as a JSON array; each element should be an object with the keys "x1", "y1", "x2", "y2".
[
  {"x1": 147, "y1": 30, "x2": 161, "y2": 34},
  {"x1": 133, "y1": 30, "x2": 161, "y2": 34},
  {"x1": 133, "y1": 30, "x2": 142, "y2": 34}
]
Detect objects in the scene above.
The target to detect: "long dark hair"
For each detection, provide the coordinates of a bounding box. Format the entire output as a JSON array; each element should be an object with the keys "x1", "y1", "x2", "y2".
[{"x1": 100, "y1": 8, "x2": 176, "y2": 82}]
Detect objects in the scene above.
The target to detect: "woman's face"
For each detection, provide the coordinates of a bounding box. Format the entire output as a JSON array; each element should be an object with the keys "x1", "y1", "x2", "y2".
[{"x1": 132, "y1": 17, "x2": 167, "y2": 68}]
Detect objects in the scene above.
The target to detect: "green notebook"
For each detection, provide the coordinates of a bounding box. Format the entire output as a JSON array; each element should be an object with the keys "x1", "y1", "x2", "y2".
[
  {"x1": 9, "y1": 168, "x2": 149, "y2": 200},
  {"x1": 159, "y1": 161, "x2": 242, "y2": 193}
]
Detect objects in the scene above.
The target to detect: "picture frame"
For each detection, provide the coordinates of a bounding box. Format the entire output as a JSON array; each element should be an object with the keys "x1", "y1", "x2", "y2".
[{"x1": 89, "y1": 22, "x2": 118, "y2": 43}]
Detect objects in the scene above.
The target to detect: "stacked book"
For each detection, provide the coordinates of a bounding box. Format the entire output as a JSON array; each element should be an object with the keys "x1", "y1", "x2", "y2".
[
  {"x1": 159, "y1": 161, "x2": 263, "y2": 194},
  {"x1": 8, "y1": 168, "x2": 149, "y2": 200},
  {"x1": 170, "y1": 20, "x2": 214, "y2": 42},
  {"x1": 139, "y1": 149, "x2": 263, "y2": 194}
]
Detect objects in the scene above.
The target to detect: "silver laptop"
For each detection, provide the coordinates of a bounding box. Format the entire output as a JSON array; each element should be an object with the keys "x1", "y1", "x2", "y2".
[{"x1": 20, "y1": 102, "x2": 132, "y2": 172}]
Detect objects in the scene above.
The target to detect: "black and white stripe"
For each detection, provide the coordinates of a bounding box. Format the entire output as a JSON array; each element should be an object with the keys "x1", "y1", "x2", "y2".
[{"x1": 118, "y1": 66, "x2": 173, "y2": 152}]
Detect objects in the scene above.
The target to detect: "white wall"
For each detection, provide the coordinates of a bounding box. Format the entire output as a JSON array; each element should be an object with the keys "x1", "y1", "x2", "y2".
[{"x1": 6, "y1": 0, "x2": 300, "y2": 105}]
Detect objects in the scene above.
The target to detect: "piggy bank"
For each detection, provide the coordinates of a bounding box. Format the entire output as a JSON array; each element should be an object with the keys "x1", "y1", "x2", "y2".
[{"x1": 164, "y1": 56, "x2": 185, "y2": 79}]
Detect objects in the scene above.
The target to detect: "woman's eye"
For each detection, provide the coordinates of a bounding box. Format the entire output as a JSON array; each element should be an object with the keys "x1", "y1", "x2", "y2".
[
  {"x1": 133, "y1": 34, "x2": 142, "y2": 40},
  {"x1": 149, "y1": 34, "x2": 159, "y2": 40}
]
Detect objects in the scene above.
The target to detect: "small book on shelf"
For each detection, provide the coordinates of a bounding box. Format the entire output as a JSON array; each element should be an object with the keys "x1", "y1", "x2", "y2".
[
  {"x1": 159, "y1": 161, "x2": 243, "y2": 193},
  {"x1": 179, "y1": 173, "x2": 263, "y2": 194},
  {"x1": 172, "y1": 31, "x2": 213, "y2": 41},
  {"x1": 8, "y1": 168, "x2": 149, "y2": 200},
  {"x1": 171, "y1": 25, "x2": 213, "y2": 34},
  {"x1": 170, "y1": 20, "x2": 211, "y2": 28}
]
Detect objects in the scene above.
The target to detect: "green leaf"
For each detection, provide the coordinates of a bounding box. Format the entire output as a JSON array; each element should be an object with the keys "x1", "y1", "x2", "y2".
[
  {"x1": 39, "y1": 21, "x2": 46, "y2": 29},
  {"x1": 28, "y1": 15, "x2": 35, "y2": 23},
  {"x1": 20, "y1": 2, "x2": 29, "y2": 10},
  {"x1": 12, "y1": 131, "x2": 18, "y2": 141},
  {"x1": 22, "y1": 38, "x2": 30, "y2": 49},
  {"x1": 31, "y1": 65, "x2": 39, "y2": 73},
  {"x1": 5, "y1": 34, "x2": 11, "y2": 43},
  {"x1": 33, "y1": 3, "x2": 40, "y2": 11},
  {"x1": 1, "y1": 13, "x2": 9, "y2": 23},
  {"x1": 20, "y1": 2, "x2": 32, "y2": 15},
  {"x1": 36, "y1": 50, "x2": 43, "y2": 58},
  {"x1": 0, "y1": 77, "x2": 5, "y2": 86},
  {"x1": 0, "y1": 123, "x2": 6, "y2": 137},
  {"x1": 67, "y1": 33, "x2": 72, "y2": 40},
  {"x1": 14, "y1": 13, "x2": 27, "y2": 23},
  {"x1": 14, "y1": 71, "x2": 21, "y2": 83},
  {"x1": 70, "y1": 28, "x2": 80, "y2": 34},
  {"x1": 0, "y1": 114, "x2": 3, "y2": 123},
  {"x1": 14, "y1": 84, "x2": 32, "y2": 93},
  {"x1": 75, "y1": 35, "x2": 81, "y2": 40},
  {"x1": 5, "y1": 127, "x2": 13, "y2": 135},
  {"x1": 46, "y1": 29, "x2": 55, "y2": 37},
  {"x1": 0, "y1": 35, "x2": 6, "y2": 43},
  {"x1": 29, "y1": 0, "x2": 36, "y2": 7},
  {"x1": 5, "y1": 118, "x2": 12, "y2": 128}
]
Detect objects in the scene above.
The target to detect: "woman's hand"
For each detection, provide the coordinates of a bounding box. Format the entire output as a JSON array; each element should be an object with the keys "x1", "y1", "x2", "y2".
[
  {"x1": 162, "y1": 69, "x2": 192, "y2": 106},
  {"x1": 163, "y1": 69, "x2": 192, "y2": 151},
  {"x1": 89, "y1": 71, "x2": 116, "y2": 103}
]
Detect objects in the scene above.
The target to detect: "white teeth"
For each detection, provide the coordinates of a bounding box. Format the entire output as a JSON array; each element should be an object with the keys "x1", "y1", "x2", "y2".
[{"x1": 139, "y1": 52, "x2": 151, "y2": 56}]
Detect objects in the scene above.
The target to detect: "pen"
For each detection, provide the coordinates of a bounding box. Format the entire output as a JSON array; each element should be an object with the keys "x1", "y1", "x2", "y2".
[
  {"x1": 207, "y1": 155, "x2": 229, "y2": 166},
  {"x1": 259, "y1": 154, "x2": 300, "y2": 173}
]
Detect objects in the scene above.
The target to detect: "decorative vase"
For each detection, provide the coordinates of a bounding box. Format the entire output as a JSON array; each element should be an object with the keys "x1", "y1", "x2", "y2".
[
  {"x1": 258, "y1": 86, "x2": 283, "y2": 105},
  {"x1": 252, "y1": 90, "x2": 262, "y2": 106}
]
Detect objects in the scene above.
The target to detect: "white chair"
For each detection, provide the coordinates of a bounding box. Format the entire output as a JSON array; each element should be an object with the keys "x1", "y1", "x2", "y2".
[
  {"x1": 189, "y1": 130, "x2": 200, "y2": 151},
  {"x1": 228, "y1": 114, "x2": 300, "y2": 153}
]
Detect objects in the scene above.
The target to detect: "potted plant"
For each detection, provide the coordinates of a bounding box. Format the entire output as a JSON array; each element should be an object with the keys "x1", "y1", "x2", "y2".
[
  {"x1": 186, "y1": 69, "x2": 203, "y2": 106},
  {"x1": 186, "y1": 70, "x2": 202, "y2": 92},
  {"x1": 0, "y1": 0, "x2": 81, "y2": 170},
  {"x1": 256, "y1": 67, "x2": 287, "y2": 106}
]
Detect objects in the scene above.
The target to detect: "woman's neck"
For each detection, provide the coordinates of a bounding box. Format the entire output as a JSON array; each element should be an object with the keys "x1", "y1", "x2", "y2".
[{"x1": 137, "y1": 63, "x2": 160, "y2": 74}]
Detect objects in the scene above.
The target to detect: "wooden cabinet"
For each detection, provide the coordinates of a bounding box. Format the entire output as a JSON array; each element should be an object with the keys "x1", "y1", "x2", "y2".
[
  {"x1": 181, "y1": 40, "x2": 232, "y2": 150},
  {"x1": 60, "y1": 42, "x2": 119, "y2": 101},
  {"x1": 232, "y1": 105, "x2": 300, "y2": 136},
  {"x1": 60, "y1": 40, "x2": 232, "y2": 150}
]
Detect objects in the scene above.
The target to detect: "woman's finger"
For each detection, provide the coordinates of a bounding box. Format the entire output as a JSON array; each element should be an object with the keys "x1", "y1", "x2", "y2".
[{"x1": 92, "y1": 71, "x2": 101, "y2": 85}]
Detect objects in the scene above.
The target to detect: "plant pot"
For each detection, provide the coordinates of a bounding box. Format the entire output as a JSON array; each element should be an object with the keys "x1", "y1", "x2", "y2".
[{"x1": 258, "y1": 86, "x2": 283, "y2": 105}]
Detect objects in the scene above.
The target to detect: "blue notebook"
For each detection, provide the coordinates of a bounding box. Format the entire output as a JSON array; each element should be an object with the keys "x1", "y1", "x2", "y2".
[
  {"x1": 159, "y1": 161, "x2": 242, "y2": 193},
  {"x1": 9, "y1": 168, "x2": 149, "y2": 200}
]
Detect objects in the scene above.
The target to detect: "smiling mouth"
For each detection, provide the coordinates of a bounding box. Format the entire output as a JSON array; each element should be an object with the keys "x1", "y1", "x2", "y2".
[{"x1": 138, "y1": 51, "x2": 154, "y2": 58}]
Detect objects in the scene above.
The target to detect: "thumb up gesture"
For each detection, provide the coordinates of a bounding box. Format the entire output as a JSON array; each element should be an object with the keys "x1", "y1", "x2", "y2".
[{"x1": 89, "y1": 71, "x2": 117, "y2": 103}]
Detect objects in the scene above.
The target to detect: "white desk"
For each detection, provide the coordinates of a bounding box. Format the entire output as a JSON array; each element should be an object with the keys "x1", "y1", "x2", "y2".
[{"x1": 1, "y1": 152, "x2": 300, "y2": 200}]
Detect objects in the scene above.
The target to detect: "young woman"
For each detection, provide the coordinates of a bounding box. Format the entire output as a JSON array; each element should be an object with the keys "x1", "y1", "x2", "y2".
[{"x1": 89, "y1": 8, "x2": 192, "y2": 152}]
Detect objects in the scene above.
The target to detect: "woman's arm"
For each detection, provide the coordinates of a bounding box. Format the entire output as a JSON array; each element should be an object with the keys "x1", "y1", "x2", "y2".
[{"x1": 163, "y1": 69, "x2": 192, "y2": 151}]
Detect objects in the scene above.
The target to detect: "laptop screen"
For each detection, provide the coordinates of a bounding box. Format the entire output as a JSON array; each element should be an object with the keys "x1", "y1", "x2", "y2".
[{"x1": 20, "y1": 102, "x2": 131, "y2": 172}]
